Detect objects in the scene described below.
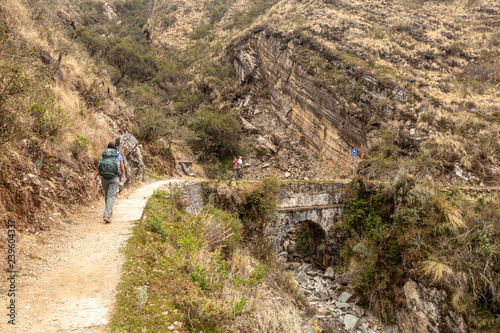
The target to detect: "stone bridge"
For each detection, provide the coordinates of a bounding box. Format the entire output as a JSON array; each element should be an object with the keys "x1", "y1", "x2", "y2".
[{"x1": 264, "y1": 180, "x2": 350, "y2": 251}]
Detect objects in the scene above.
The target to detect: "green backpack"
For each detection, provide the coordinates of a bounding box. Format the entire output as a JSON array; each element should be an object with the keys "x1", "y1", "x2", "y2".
[{"x1": 98, "y1": 148, "x2": 120, "y2": 179}]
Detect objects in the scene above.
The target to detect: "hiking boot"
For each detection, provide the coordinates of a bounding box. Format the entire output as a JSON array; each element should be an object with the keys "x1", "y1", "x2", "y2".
[{"x1": 103, "y1": 217, "x2": 111, "y2": 223}]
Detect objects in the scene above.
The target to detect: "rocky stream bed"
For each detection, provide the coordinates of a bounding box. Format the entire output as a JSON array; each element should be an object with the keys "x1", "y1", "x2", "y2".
[{"x1": 278, "y1": 230, "x2": 399, "y2": 333}]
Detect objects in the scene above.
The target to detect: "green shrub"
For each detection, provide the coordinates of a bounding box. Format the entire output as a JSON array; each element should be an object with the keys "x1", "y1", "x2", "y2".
[
  {"x1": 0, "y1": 66, "x2": 29, "y2": 143},
  {"x1": 114, "y1": 0, "x2": 150, "y2": 41},
  {"x1": 71, "y1": 134, "x2": 90, "y2": 158},
  {"x1": 0, "y1": 20, "x2": 8, "y2": 41},
  {"x1": 248, "y1": 264, "x2": 266, "y2": 286},
  {"x1": 245, "y1": 177, "x2": 280, "y2": 224},
  {"x1": 206, "y1": 0, "x2": 236, "y2": 24},
  {"x1": 190, "y1": 22, "x2": 213, "y2": 40},
  {"x1": 29, "y1": 103, "x2": 68, "y2": 140},
  {"x1": 73, "y1": 28, "x2": 110, "y2": 57},
  {"x1": 144, "y1": 214, "x2": 169, "y2": 239},
  {"x1": 190, "y1": 253, "x2": 229, "y2": 292},
  {"x1": 162, "y1": 16, "x2": 177, "y2": 28},
  {"x1": 187, "y1": 106, "x2": 242, "y2": 162},
  {"x1": 133, "y1": 106, "x2": 173, "y2": 142},
  {"x1": 229, "y1": 0, "x2": 280, "y2": 30},
  {"x1": 203, "y1": 162, "x2": 227, "y2": 180},
  {"x1": 295, "y1": 225, "x2": 310, "y2": 255}
]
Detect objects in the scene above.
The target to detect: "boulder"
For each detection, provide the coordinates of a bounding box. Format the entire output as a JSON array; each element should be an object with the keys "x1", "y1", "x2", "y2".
[
  {"x1": 344, "y1": 314, "x2": 360, "y2": 331},
  {"x1": 298, "y1": 263, "x2": 311, "y2": 272},
  {"x1": 338, "y1": 291, "x2": 354, "y2": 303},
  {"x1": 358, "y1": 323, "x2": 377, "y2": 333},
  {"x1": 335, "y1": 301, "x2": 350, "y2": 309},
  {"x1": 324, "y1": 267, "x2": 335, "y2": 279},
  {"x1": 119, "y1": 132, "x2": 144, "y2": 186},
  {"x1": 313, "y1": 278, "x2": 329, "y2": 300},
  {"x1": 383, "y1": 325, "x2": 400, "y2": 333},
  {"x1": 296, "y1": 271, "x2": 309, "y2": 286},
  {"x1": 240, "y1": 116, "x2": 259, "y2": 133},
  {"x1": 396, "y1": 279, "x2": 468, "y2": 333}
]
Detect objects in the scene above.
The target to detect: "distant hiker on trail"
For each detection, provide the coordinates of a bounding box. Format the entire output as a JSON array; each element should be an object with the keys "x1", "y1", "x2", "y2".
[
  {"x1": 91, "y1": 141, "x2": 125, "y2": 223},
  {"x1": 234, "y1": 156, "x2": 242, "y2": 180},
  {"x1": 115, "y1": 137, "x2": 120, "y2": 153}
]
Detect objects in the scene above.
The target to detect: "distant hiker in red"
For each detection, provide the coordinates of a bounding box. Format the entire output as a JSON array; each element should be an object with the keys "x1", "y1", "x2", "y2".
[
  {"x1": 91, "y1": 141, "x2": 125, "y2": 223},
  {"x1": 234, "y1": 156, "x2": 242, "y2": 180}
]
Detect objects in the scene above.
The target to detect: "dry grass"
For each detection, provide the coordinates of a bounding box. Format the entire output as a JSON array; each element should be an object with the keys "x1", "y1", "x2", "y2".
[
  {"x1": 190, "y1": 246, "x2": 304, "y2": 331},
  {"x1": 203, "y1": 213, "x2": 234, "y2": 251},
  {"x1": 1, "y1": 0, "x2": 125, "y2": 159},
  {"x1": 437, "y1": 197, "x2": 467, "y2": 229},
  {"x1": 420, "y1": 259, "x2": 454, "y2": 285},
  {"x1": 251, "y1": 299, "x2": 303, "y2": 332}
]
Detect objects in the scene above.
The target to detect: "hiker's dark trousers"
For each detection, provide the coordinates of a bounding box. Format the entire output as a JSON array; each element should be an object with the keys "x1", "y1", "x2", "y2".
[
  {"x1": 101, "y1": 177, "x2": 119, "y2": 218},
  {"x1": 234, "y1": 168, "x2": 241, "y2": 179}
]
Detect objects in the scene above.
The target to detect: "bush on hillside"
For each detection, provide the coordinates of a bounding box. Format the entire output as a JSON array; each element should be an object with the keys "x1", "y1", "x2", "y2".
[
  {"x1": 229, "y1": 0, "x2": 280, "y2": 30},
  {"x1": 133, "y1": 106, "x2": 173, "y2": 142},
  {"x1": 73, "y1": 28, "x2": 110, "y2": 57},
  {"x1": 0, "y1": 66, "x2": 30, "y2": 143},
  {"x1": 106, "y1": 38, "x2": 156, "y2": 85},
  {"x1": 244, "y1": 177, "x2": 280, "y2": 225},
  {"x1": 29, "y1": 103, "x2": 68, "y2": 141},
  {"x1": 187, "y1": 106, "x2": 242, "y2": 162},
  {"x1": 71, "y1": 134, "x2": 90, "y2": 158}
]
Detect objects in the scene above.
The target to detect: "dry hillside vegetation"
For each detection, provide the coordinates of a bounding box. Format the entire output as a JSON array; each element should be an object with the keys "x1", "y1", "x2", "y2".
[
  {"x1": 0, "y1": 0, "x2": 136, "y2": 231},
  {"x1": 145, "y1": 0, "x2": 500, "y2": 183}
]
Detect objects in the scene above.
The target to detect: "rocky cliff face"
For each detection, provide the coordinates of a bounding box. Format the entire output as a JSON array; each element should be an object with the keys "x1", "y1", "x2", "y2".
[
  {"x1": 233, "y1": 30, "x2": 366, "y2": 170},
  {"x1": 396, "y1": 280, "x2": 469, "y2": 333}
]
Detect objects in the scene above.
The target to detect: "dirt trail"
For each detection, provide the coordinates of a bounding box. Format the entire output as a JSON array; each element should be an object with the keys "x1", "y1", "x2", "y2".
[{"x1": 2, "y1": 179, "x2": 180, "y2": 333}]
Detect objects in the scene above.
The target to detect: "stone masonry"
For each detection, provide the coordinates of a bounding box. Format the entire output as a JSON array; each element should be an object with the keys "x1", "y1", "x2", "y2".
[{"x1": 264, "y1": 181, "x2": 349, "y2": 250}]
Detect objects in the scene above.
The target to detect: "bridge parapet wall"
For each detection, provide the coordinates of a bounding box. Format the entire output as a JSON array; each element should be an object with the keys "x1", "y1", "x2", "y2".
[
  {"x1": 266, "y1": 181, "x2": 350, "y2": 250},
  {"x1": 276, "y1": 181, "x2": 349, "y2": 209}
]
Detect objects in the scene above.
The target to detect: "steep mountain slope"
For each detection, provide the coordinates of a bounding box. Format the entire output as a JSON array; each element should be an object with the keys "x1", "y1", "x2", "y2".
[
  {"x1": 140, "y1": 1, "x2": 500, "y2": 330},
  {"x1": 0, "y1": 0, "x2": 138, "y2": 232},
  {"x1": 146, "y1": 0, "x2": 500, "y2": 183}
]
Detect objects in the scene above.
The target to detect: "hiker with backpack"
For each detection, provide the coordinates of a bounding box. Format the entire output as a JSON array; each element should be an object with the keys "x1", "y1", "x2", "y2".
[{"x1": 91, "y1": 141, "x2": 125, "y2": 223}]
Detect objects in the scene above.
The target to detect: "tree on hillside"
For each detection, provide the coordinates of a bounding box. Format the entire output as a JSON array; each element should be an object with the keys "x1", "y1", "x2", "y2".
[
  {"x1": 187, "y1": 106, "x2": 242, "y2": 161},
  {"x1": 106, "y1": 39, "x2": 142, "y2": 85}
]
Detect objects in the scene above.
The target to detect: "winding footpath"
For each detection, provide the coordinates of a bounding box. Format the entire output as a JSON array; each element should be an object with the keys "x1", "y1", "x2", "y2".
[{"x1": 2, "y1": 179, "x2": 179, "y2": 333}]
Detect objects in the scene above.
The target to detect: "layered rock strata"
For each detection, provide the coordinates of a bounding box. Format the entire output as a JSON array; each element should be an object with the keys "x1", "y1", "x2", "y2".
[{"x1": 233, "y1": 30, "x2": 366, "y2": 170}]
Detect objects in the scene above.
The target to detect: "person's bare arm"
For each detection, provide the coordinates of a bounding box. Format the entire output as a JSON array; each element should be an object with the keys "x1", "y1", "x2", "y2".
[
  {"x1": 91, "y1": 170, "x2": 99, "y2": 186},
  {"x1": 120, "y1": 161, "x2": 125, "y2": 182}
]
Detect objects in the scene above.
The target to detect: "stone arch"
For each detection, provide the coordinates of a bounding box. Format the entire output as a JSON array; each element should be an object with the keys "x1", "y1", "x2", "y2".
[
  {"x1": 281, "y1": 219, "x2": 326, "y2": 256},
  {"x1": 270, "y1": 208, "x2": 332, "y2": 251},
  {"x1": 265, "y1": 206, "x2": 344, "y2": 267},
  {"x1": 276, "y1": 215, "x2": 339, "y2": 268}
]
